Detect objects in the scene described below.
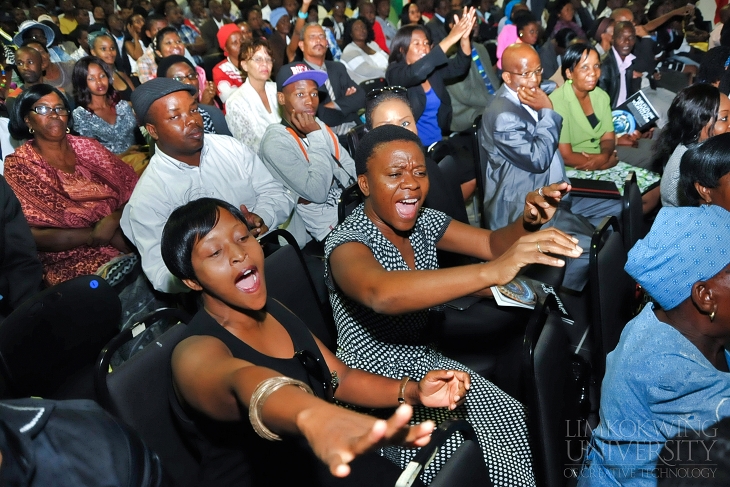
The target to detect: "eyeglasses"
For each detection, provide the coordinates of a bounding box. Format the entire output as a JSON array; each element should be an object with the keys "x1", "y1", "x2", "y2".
[
  {"x1": 31, "y1": 106, "x2": 69, "y2": 116},
  {"x1": 295, "y1": 349, "x2": 336, "y2": 401},
  {"x1": 507, "y1": 66, "x2": 543, "y2": 79},
  {"x1": 365, "y1": 85, "x2": 407, "y2": 101},
  {"x1": 249, "y1": 56, "x2": 273, "y2": 65},
  {"x1": 172, "y1": 73, "x2": 198, "y2": 82}
]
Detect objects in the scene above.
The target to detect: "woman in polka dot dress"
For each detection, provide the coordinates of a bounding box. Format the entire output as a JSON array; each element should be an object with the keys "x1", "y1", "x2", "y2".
[{"x1": 325, "y1": 125, "x2": 584, "y2": 486}]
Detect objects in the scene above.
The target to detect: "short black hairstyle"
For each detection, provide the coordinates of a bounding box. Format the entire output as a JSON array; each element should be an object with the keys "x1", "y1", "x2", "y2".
[
  {"x1": 679, "y1": 133, "x2": 730, "y2": 206},
  {"x1": 354, "y1": 124, "x2": 425, "y2": 175},
  {"x1": 156, "y1": 54, "x2": 194, "y2": 78},
  {"x1": 697, "y1": 46, "x2": 730, "y2": 85},
  {"x1": 154, "y1": 26, "x2": 179, "y2": 56},
  {"x1": 561, "y1": 42, "x2": 598, "y2": 79},
  {"x1": 161, "y1": 198, "x2": 251, "y2": 282},
  {"x1": 9, "y1": 84, "x2": 74, "y2": 140},
  {"x1": 364, "y1": 88, "x2": 412, "y2": 130},
  {"x1": 388, "y1": 24, "x2": 431, "y2": 64}
]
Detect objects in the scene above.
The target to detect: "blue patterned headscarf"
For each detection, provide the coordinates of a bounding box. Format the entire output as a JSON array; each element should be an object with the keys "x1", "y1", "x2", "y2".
[{"x1": 625, "y1": 205, "x2": 730, "y2": 310}]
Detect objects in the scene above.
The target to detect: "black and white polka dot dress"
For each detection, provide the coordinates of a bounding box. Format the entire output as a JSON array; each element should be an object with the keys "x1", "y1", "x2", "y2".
[{"x1": 324, "y1": 205, "x2": 535, "y2": 486}]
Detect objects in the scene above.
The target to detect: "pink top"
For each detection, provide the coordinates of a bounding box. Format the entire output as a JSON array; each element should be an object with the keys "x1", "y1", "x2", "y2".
[{"x1": 496, "y1": 24, "x2": 519, "y2": 69}]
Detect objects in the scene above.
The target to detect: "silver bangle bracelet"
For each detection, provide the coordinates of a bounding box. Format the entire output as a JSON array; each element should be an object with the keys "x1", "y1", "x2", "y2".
[{"x1": 249, "y1": 377, "x2": 314, "y2": 441}]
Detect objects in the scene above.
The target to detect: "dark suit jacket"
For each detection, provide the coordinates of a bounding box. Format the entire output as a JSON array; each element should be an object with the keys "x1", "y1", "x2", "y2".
[
  {"x1": 598, "y1": 48, "x2": 640, "y2": 109},
  {"x1": 426, "y1": 16, "x2": 447, "y2": 45},
  {"x1": 386, "y1": 46, "x2": 471, "y2": 136},
  {"x1": 305, "y1": 60, "x2": 366, "y2": 128},
  {"x1": 201, "y1": 17, "x2": 230, "y2": 55},
  {"x1": 0, "y1": 176, "x2": 42, "y2": 318}
]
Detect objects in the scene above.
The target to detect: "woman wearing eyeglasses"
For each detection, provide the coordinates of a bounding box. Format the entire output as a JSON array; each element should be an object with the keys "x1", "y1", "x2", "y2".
[
  {"x1": 386, "y1": 8, "x2": 478, "y2": 199},
  {"x1": 4, "y1": 84, "x2": 138, "y2": 286},
  {"x1": 71, "y1": 56, "x2": 148, "y2": 175},
  {"x1": 157, "y1": 56, "x2": 232, "y2": 136},
  {"x1": 224, "y1": 39, "x2": 281, "y2": 151},
  {"x1": 549, "y1": 43, "x2": 660, "y2": 213},
  {"x1": 160, "y1": 197, "x2": 469, "y2": 486}
]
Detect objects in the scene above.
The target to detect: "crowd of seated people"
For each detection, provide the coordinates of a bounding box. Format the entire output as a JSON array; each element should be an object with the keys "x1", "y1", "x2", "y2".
[{"x1": 3, "y1": 0, "x2": 730, "y2": 484}]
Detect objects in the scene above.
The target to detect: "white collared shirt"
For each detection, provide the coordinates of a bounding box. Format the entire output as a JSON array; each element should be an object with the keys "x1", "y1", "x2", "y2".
[
  {"x1": 121, "y1": 134, "x2": 294, "y2": 293},
  {"x1": 504, "y1": 84, "x2": 539, "y2": 122}
]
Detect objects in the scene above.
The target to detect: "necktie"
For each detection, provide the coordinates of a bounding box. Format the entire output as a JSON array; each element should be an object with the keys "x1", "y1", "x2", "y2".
[{"x1": 472, "y1": 47, "x2": 496, "y2": 95}]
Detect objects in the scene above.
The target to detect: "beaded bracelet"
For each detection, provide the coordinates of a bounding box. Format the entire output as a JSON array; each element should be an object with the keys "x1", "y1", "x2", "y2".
[{"x1": 249, "y1": 376, "x2": 314, "y2": 441}]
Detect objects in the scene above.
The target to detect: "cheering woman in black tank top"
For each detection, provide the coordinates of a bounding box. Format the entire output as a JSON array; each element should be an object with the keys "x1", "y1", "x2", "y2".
[{"x1": 160, "y1": 198, "x2": 470, "y2": 486}]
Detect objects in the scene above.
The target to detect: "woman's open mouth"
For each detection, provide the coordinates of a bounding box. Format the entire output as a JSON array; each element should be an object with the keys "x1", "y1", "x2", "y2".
[
  {"x1": 395, "y1": 198, "x2": 419, "y2": 219},
  {"x1": 235, "y1": 267, "x2": 260, "y2": 293}
]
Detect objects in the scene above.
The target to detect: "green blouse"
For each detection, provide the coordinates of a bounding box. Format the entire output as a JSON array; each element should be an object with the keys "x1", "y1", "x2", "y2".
[{"x1": 549, "y1": 83, "x2": 614, "y2": 155}]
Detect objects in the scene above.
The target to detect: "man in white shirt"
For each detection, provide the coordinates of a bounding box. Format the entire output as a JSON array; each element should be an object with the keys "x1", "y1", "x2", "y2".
[{"x1": 122, "y1": 78, "x2": 294, "y2": 293}]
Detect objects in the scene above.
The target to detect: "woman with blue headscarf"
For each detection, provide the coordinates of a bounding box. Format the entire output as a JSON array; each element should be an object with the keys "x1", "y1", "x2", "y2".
[{"x1": 578, "y1": 204, "x2": 730, "y2": 487}]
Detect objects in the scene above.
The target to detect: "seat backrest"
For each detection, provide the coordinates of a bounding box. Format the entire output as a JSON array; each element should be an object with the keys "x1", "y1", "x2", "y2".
[
  {"x1": 0, "y1": 275, "x2": 120, "y2": 399},
  {"x1": 590, "y1": 216, "x2": 634, "y2": 380},
  {"x1": 359, "y1": 77, "x2": 388, "y2": 95},
  {"x1": 338, "y1": 181, "x2": 363, "y2": 224},
  {"x1": 262, "y1": 230, "x2": 338, "y2": 351},
  {"x1": 395, "y1": 419, "x2": 492, "y2": 487},
  {"x1": 622, "y1": 171, "x2": 644, "y2": 252},
  {"x1": 100, "y1": 322, "x2": 200, "y2": 487},
  {"x1": 523, "y1": 294, "x2": 570, "y2": 487},
  {"x1": 345, "y1": 124, "x2": 367, "y2": 158}
]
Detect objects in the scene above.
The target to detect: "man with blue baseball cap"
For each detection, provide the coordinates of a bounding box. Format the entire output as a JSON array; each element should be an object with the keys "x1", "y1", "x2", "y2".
[{"x1": 258, "y1": 62, "x2": 356, "y2": 250}]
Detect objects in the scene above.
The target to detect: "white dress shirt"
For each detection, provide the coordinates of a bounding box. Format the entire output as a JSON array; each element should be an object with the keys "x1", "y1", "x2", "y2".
[
  {"x1": 225, "y1": 79, "x2": 281, "y2": 151},
  {"x1": 121, "y1": 134, "x2": 294, "y2": 293}
]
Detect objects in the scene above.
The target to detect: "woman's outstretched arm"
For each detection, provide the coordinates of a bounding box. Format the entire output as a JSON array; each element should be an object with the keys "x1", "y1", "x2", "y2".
[{"x1": 171, "y1": 335, "x2": 435, "y2": 477}]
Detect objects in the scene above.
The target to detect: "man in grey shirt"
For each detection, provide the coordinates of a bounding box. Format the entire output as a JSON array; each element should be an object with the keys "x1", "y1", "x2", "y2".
[{"x1": 259, "y1": 63, "x2": 356, "y2": 248}]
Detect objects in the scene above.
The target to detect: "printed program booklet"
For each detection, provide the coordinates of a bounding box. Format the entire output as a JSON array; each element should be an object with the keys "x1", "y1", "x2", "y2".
[{"x1": 491, "y1": 276, "x2": 574, "y2": 325}]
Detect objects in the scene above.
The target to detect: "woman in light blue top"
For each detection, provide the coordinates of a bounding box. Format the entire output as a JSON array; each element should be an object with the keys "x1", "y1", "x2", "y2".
[{"x1": 579, "y1": 204, "x2": 730, "y2": 487}]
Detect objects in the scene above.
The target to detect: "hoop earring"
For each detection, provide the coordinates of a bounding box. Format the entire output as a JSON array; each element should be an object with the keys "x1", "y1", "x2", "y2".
[
  {"x1": 710, "y1": 310, "x2": 716, "y2": 322},
  {"x1": 66, "y1": 127, "x2": 70, "y2": 134},
  {"x1": 29, "y1": 127, "x2": 34, "y2": 134}
]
